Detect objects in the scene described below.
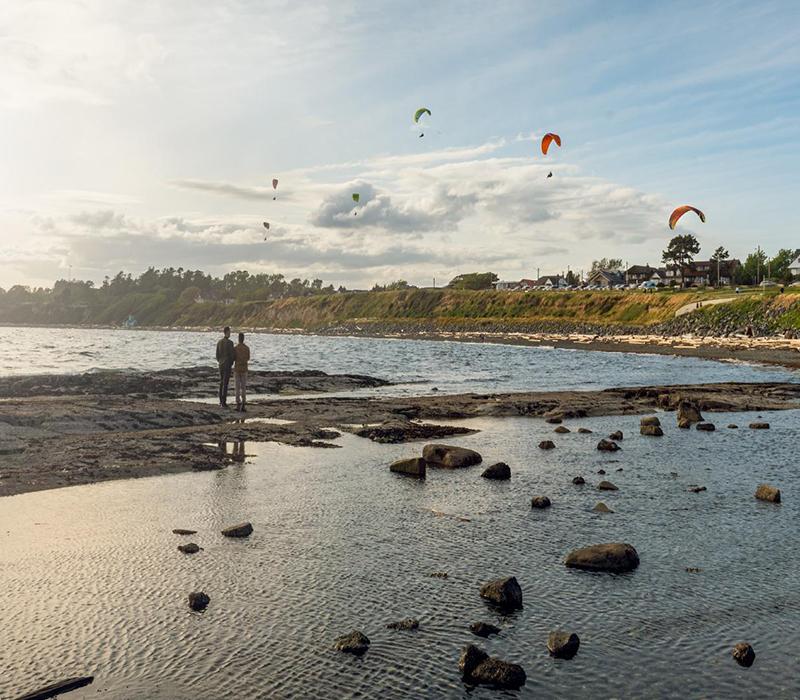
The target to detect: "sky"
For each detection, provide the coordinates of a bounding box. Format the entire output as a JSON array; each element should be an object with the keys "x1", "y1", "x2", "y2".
[{"x1": 1, "y1": 0, "x2": 799, "y2": 290}]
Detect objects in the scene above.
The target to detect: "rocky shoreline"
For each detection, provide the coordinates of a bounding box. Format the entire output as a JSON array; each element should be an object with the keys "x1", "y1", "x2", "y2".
[{"x1": 2, "y1": 368, "x2": 800, "y2": 497}]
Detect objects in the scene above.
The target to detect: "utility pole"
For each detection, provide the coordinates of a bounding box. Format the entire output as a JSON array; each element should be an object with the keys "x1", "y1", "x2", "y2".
[
  {"x1": 757, "y1": 246, "x2": 761, "y2": 286},
  {"x1": 432, "y1": 276, "x2": 436, "y2": 289},
  {"x1": 536, "y1": 267, "x2": 540, "y2": 280}
]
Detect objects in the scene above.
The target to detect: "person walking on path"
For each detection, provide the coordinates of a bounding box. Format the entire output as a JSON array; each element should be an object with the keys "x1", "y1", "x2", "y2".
[
  {"x1": 216, "y1": 326, "x2": 235, "y2": 407},
  {"x1": 234, "y1": 332, "x2": 251, "y2": 412}
]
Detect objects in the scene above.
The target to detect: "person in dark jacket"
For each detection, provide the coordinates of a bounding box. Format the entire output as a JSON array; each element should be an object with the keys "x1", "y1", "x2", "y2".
[{"x1": 215, "y1": 326, "x2": 235, "y2": 407}]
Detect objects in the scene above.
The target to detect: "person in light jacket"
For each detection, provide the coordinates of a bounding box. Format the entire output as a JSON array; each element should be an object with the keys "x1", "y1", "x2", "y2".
[
  {"x1": 215, "y1": 326, "x2": 235, "y2": 407},
  {"x1": 233, "y1": 332, "x2": 251, "y2": 412}
]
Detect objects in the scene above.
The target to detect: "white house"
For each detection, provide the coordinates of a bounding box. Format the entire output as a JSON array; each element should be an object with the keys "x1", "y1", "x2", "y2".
[{"x1": 789, "y1": 256, "x2": 800, "y2": 278}]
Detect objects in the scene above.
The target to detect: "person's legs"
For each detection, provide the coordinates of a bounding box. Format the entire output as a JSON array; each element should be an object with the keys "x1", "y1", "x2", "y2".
[
  {"x1": 219, "y1": 365, "x2": 226, "y2": 405},
  {"x1": 221, "y1": 365, "x2": 232, "y2": 406},
  {"x1": 234, "y1": 372, "x2": 243, "y2": 410},
  {"x1": 241, "y1": 372, "x2": 247, "y2": 410}
]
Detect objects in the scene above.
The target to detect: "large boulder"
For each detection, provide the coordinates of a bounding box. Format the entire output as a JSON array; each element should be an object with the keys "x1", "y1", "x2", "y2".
[
  {"x1": 221, "y1": 522, "x2": 253, "y2": 538},
  {"x1": 459, "y1": 644, "x2": 526, "y2": 690},
  {"x1": 554, "y1": 426, "x2": 570, "y2": 434},
  {"x1": 732, "y1": 642, "x2": 755, "y2": 667},
  {"x1": 593, "y1": 501, "x2": 614, "y2": 513},
  {"x1": 696, "y1": 422, "x2": 716, "y2": 432},
  {"x1": 479, "y1": 576, "x2": 523, "y2": 610},
  {"x1": 470, "y1": 622, "x2": 501, "y2": 638},
  {"x1": 640, "y1": 416, "x2": 661, "y2": 427},
  {"x1": 547, "y1": 631, "x2": 580, "y2": 659},
  {"x1": 423, "y1": 444, "x2": 482, "y2": 468},
  {"x1": 564, "y1": 543, "x2": 640, "y2": 572},
  {"x1": 531, "y1": 495, "x2": 552, "y2": 509},
  {"x1": 538, "y1": 440, "x2": 556, "y2": 450},
  {"x1": 677, "y1": 399, "x2": 703, "y2": 424},
  {"x1": 755, "y1": 484, "x2": 781, "y2": 503},
  {"x1": 609, "y1": 430, "x2": 624, "y2": 441},
  {"x1": 188, "y1": 591, "x2": 210, "y2": 611},
  {"x1": 640, "y1": 424, "x2": 664, "y2": 437},
  {"x1": 390, "y1": 457, "x2": 426, "y2": 478},
  {"x1": 481, "y1": 462, "x2": 511, "y2": 480},
  {"x1": 333, "y1": 630, "x2": 370, "y2": 655},
  {"x1": 597, "y1": 439, "x2": 620, "y2": 452}
]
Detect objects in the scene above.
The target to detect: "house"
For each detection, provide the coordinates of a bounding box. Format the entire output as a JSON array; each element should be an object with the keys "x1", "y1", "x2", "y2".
[
  {"x1": 664, "y1": 259, "x2": 740, "y2": 286},
  {"x1": 533, "y1": 275, "x2": 568, "y2": 290},
  {"x1": 625, "y1": 265, "x2": 665, "y2": 286},
  {"x1": 789, "y1": 256, "x2": 800, "y2": 278},
  {"x1": 494, "y1": 280, "x2": 521, "y2": 290},
  {"x1": 586, "y1": 269, "x2": 625, "y2": 288}
]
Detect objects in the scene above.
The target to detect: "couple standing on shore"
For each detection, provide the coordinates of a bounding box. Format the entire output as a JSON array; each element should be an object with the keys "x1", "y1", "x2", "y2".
[{"x1": 216, "y1": 326, "x2": 250, "y2": 411}]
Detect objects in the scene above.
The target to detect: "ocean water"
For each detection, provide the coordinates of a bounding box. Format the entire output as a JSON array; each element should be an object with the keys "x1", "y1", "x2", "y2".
[
  {"x1": 1, "y1": 410, "x2": 798, "y2": 699},
  {"x1": 0, "y1": 326, "x2": 795, "y2": 393}
]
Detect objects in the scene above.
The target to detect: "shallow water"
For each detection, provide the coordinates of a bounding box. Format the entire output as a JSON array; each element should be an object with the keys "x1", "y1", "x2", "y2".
[
  {"x1": 2, "y1": 410, "x2": 798, "y2": 698},
  {"x1": 0, "y1": 327, "x2": 795, "y2": 395}
]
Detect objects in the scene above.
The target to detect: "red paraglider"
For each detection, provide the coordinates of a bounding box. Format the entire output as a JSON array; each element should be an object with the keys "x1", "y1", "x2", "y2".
[
  {"x1": 669, "y1": 205, "x2": 705, "y2": 230},
  {"x1": 541, "y1": 133, "x2": 561, "y2": 155}
]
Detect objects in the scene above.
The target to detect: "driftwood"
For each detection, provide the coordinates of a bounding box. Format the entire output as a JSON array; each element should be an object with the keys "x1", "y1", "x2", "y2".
[{"x1": 17, "y1": 676, "x2": 94, "y2": 700}]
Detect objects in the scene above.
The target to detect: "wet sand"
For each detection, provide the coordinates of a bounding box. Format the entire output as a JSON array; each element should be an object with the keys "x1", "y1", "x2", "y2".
[{"x1": 2, "y1": 368, "x2": 799, "y2": 497}]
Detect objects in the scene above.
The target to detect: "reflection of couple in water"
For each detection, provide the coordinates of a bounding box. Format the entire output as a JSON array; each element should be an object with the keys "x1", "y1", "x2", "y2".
[
  {"x1": 218, "y1": 439, "x2": 246, "y2": 463},
  {"x1": 215, "y1": 326, "x2": 250, "y2": 411}
]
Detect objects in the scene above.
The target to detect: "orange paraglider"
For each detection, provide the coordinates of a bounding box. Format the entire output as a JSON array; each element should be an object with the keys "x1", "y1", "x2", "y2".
[
  {"x1": 541, "y1": 133, "x2": 561, "y2": 155},
  {"x1": 669, "y1": 205, "x2": 705, "y2": 230}
]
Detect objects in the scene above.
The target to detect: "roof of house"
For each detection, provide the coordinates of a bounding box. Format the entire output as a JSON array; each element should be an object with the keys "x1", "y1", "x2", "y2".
[
  {"x1": 588, "y1": 269, "x2": 625, "y2": 283},
  {"x1": 535, "y1": 275, "x2": 564, "y2": 285},
  {"x1": 626, "y1": 264, "x2": 660, "y2": 275}
]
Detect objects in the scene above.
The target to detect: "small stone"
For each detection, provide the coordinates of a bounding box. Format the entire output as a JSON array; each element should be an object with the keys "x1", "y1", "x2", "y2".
[
  {"x1": 538, "y1": 440, "x2": 556, "y2": 450},
  {"x1": 481, "y1": 462, "x2": 511, "y2": 480},
  {"x1": 732, "y1": 642, "x2": 755, "y2": 667},
  {"x1": 609, "y1": 430, "x2": 624, "y2": 441},
  {"x1": 334, "y1": 630, "x2": 371, "y2": 655},
  {"x1": 390, "y1": 457, "x2": 426, "y2": 478},
  {"x1": 564, "y1": 543, "x2": 639, "y2": 572},
  {"x1": 479, "y1": 576, "x2": 523, "y2": 610},
  {"x1": 597, "y1": 439, "x2": 620, "y2": 452},
  {"x1": 696, "y1": 422, "x2": 715, "y2": 431},
  {"x1": 221, "y1": 522, "x2": 253, "y2": 538},
  {"x1": 727, "y1": 424, "x2": 739, "y2": 429},
  {"x1": 172, "y1": 528, "x2": 197, "y2": 535},
  {"x1": 531, "y1": 495, "x2": 552, "y2": 509},
  {"x1": 685, "y1": 567, "x2": 702, "y2": 573},
  {"x1": 386, "y1": 618, "x2": 419, "y2": 631},
  {"x1": 423, "y1": 444, "x2": 482, "y2": 468},
  {"x1": 459, "y1": 644, "x2": 526, "y2": 689},
  {"x1": 598, "y1": 480, "x2": 618, "y2": 491},
  {"x1": 188, "y1": 591, "x2": 210, "y2": 611},
  {"x1": 544, "y1": 414, "x2": 563, "y2": 424},
  {"x1": 597, "y1": 469, "x2": 606, "y2": 475},
  {"x1": 593, "y1": 501, "x2": 614, "y2": 513},
  {"x1": 749, "y1": 422, "x2": 770, "y2": 429},
  {"x1": 178, "y1": 542, "x2": 201, "y2": 554},
  {"x1": 640, "y1": 416, "x2": 661, "y2": 427},
  {"x1": 470, "y1": 621, "x2": 501, "y2": 638},
  {"x1": 547, "y1": 631, "x2": 580, "y2": 659},
  {"x1": 640, "y1": 424, "x2": 664, "y2": 436},
  {"x1": 554, "y1": 426, "x2": 570, "y2": 434},
  {"x1": 577, "y1": 427, "x2": 593, "y2": 434},
  {"x1": 687, "y1": 485, "x2": 707, "y2": 493},
  {"x1": 572, "y1": 475, "x2": 585, "y2": 485},
  {"x1": 755, "y1": 483, "x2": 781, "y2": 503},
  {"x1": 430, "y1": 571, "x2": 448, "y2": 578}
]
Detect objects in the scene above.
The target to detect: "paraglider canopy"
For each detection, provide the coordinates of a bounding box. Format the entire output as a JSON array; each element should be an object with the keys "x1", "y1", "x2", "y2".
[
  {"x1": 413, "y1": 108, "x2": 431, "y2": 123},
  {"x1": 352, "y1": 193, "x2": 360, "y2": 203},
  {"x1": 669, "y1": 205, "x2": 705, "y2": 230},
  {"x1": 541, "y1": 133, "x2": 561, "y2": 155},
  {"x1": 547, "y1": 171, "x2": 553, "y2": 178},
  {"x1": 262, "y1": 222, "x2": 270, "y2": 229},
  {"x1": 272, "y1": 179, "x2": 278, "y2": 189}
]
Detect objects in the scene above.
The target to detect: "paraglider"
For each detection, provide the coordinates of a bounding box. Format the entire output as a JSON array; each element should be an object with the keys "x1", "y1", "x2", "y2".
[
  {"x1": 547, "y1": 171, "x2": 553, "y2": 178},
  {"x1": 352, "y1": 192, "x2": 360, "y2": 216},
  {"x1": 414, "y1": 107, "x2": 431, "y2": 137},
  {"x1": 669, "y1": 205, "x2": 705, "y2": 230},
  {"x1": 272, "y1": 178, "x2": 278, "y2": 200},
  {"x1": 541, "y1": 133, "x2": 561, "y2": 155},
  {"x1": 262, "y1": 221, "x2": 269, "y2": 240}
]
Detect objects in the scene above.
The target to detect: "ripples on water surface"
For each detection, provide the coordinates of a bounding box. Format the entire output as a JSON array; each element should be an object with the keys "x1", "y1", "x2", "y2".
[
  {"x1": 2, "y1": 411, "x2": 799, "y2": 698},
  {"x1": 0, "y1": 326, "x2": 795, "y2": 393}
]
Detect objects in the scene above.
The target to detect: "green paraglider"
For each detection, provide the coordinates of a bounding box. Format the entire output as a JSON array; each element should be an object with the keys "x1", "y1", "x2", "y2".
[
  {"x1": 352, "y1": 192, "x2": 360, "y2": 215},
  {"x1": 414, "y1": 108, "x2": 431, "y2": 123}
]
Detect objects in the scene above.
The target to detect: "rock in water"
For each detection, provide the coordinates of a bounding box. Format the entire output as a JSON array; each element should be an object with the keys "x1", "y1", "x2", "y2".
[
  {"x1": 565, "y1": 543, "x2": 640, "y2": 572},
  {"x1": 544, "y1": 412, "x2": 563, "y2": 424},
  {"x1": 390, "y1": 457, "x2": 426, "y2": 478},
  {"x1": 531, "y1": 495, "x2": 552, "y2": 509},
  {"x1": 221, "y1": 522, "x2": 253, "y2": 538},
  {"x1": 597, "y1": 439, "x2": 620, "y2": 452},
  {"x1": 749, "y1": 422, "x2": 770, "y2": 429},
  {"x1": 732, "y1": 642, "x2": 755, "y2": 667},
  {"x1": 172, "y1": 528, "x2": 197, "y2": 535},
  {"x1": 458, "y1": 644, "x2": 526, "y2": 689},
  {"x1": 677, "y1": 399, "x2": 703, "y2": 424},
  {"x1": 538, "y1": 440, "x2": 556, "y2": 450},
  {"x1": 547, "y1": 631, "x2": 580, "y2": 659},
  {"x1": 386, "y1": 618, "x2": 419, "y2": 631},
  {"x1": 609, "y1": 430, "x2": 623, "y2": 441},
  {"x1": 577, "y1": 427, "x2": 592, "y2": 434},
  {"x1": 479, "y1": 576, "x2": 523, "y2": 610},
  {"x1": 640, "y1": 424, "x2": 664, "y2": 436},
  {"x1": 333, "y1": 630, "x2": 370, "y2": 655},
  {"x1": 755, "y1": 484, "x2": 781, "y2": 503},
  {"x1": 593, "y1": 502, "x2": 614, "y2": 513},
  {"x1": 422, "y1": 444, "x2": 482, "y2": 468},
  {"x1": 178, "y1": 542, "x2": 201, "y2": 554},
  {"x1": 188, "y1": 591, "x2": 210, "y2": 611},
  {"x1": 687, "y1": 485, "x2": 707, "y2": 493},
  {"x1": 470, "y1": 622, "x2": 501, "y2": 638},
  {"x1": 728, "y1": 424, "x2": 739, "y2": 429},
  {"x1": 572, "y1": 476, "x2": 586, "y2": 485},
  {"x1": 481, "y1": 462, "x2": 511, "y2": 480},
  {"x1": 696, "y1": 422, "x2": 715, "y2": 432},
  {"x1": 554, "y1": 426, "x2": 570, "y2": 434},
  {"x1": 640, "y1": 416, "x2": 661, "y2": 427},
  {"x1": 598, "y1": 480, "x2": 618, "y2": 491},
  {"x1": 678, "y1": 418, "x2": 692, "y2": 429}
]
